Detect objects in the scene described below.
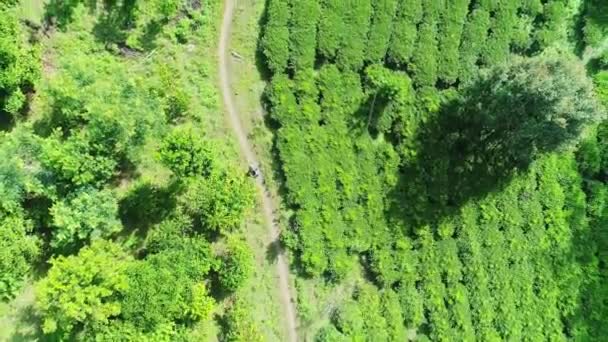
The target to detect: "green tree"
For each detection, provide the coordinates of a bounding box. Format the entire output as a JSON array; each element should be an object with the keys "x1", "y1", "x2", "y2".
[
  {"x1": 50, "y1": 187, "x2": 122, "y2": 250},
  {"x1": 0, "y1": 214, "x2": 40, "y2": 299},
  {"x1": 36, "y1": 240, "x2": 130, "y2": 336},
  {"x1": 456, "y1": 54, "x2": 605, "y2": 165},
  {"x1": 41, "y1": 132, "x2": 118, "y2": 189},
  {"x1": 179, "y1": 168, "x2": 254, "y2": 234},
  {"x1": 121, "y1": 244, "x2": 215, "y2": 331},
  {"x1": 159, "y1": 127, "x2": 214, "y2": 178},
  {"x1": 0, "y1": 6, "x2": 40, "y2": 117},
  {"x1": 218, "y1": 237, "x2": 254, "y2": 292}
]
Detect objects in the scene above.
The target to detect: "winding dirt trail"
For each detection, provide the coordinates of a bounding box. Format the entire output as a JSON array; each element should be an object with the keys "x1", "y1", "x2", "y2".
[{"x1": 218, "y1": 1, "x2": 298, "y2": 341}]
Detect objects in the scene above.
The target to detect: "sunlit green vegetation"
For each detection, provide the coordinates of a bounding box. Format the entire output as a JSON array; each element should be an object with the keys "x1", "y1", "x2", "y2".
[
  {"x1": 263, "y1": 0, "x2": 608, "y2": 340},
  {"x1": 0, "y1": 0, "x2": 266, "y2": 340}
]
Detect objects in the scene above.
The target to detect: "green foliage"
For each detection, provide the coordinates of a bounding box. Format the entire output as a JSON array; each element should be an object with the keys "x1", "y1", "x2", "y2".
[
  {"x1": 38, "y1": 48, "x2": 166, "y2": 188},
  {"x1": 0, "y1": 214, "x2": 39, "y2": 300},
  {"x1": 218, "y1": 236, "x2": 254, "y2": 292},
  {"x1": 288, "y1": 0, "x2": 319, "y2": 72},
  {"x1": 41, "y1": 132, "x2": 118, "y2": 188},
  {"x1": 437, "y1": 0, "x2": 468, "y2": 84},
  {"x1": 457, "y1": 55, "x2": 605, "y2": 164},
  {"x1": 317, "y1": 0, "x2": 347, "y2": 60},
  {"x1": 336, "y1": 0, "x2": 372, "y2": 70},
  {"x1": 89, "y1": 320, "x2": 187, "y2": 342},
  {"x1": 261, "y1": 0, "x2": 290, "y2": 73},
  {"x1": 410, "y1": 5, "x2": 440, "y2": 88},
  {"x1": 179, "y1": 167, "x2": 254, "y2": 234},
  {"x1": 45, "y1": 0, "x2": 184, "y2": 49},
  {"x1": 36, "y1": 240, "x2": 130, "y2": 336},
  {"x1": 458, "y1": 8, "x2": 490, "y2": 84},
  {"x1": 365, "y1": 0, "x2": 398, "y2": 63},
  {"x1": 83, "y1": 216, "x2": 217, "y2": 338},
  {"x1": 595, "y1": 71, "x2": 608, "y2": 107},
  {"x1": 0, "y1": 0, "x2": 244, "y2": 339},
  {"x1": 262, "y1": 1, "x2": 608, "y2": 340},
  {"x1": 0, "y1": 5, "x2": 40, "y2": 117},
  {"x1": 159, "y1": 127, "x2": 214, "y2": 178},
  {"x1": 121, "y1": 251, "x2": 215, "y2": 331},
  {"x1": 387, "y1": 0, "x2": 422, "y2": 65},
  {"x1": 222, "y1": 297, "x2": 264, "y2": 342},
  {"x1": 50, "y1": 187, "x2": 122, "y2": 249}
]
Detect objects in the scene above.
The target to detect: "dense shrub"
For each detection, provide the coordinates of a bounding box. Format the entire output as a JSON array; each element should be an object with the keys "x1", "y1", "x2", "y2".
[
  {"x1": 159, "y1": 127, "x2": 214, "y2": 178},
  {"x1": 218, "y1": 237, "x2": 254, "y2": 292},
  {"x1": 0, "y1": 6, "x2": 40, "y2": 117},
  {"x1": 0, "y1": 214, "x2": 39, "y2": 299},
  {"x1": 179, "y1": 167, "x2": 254, "y2": 234},
  {"x1": 50, "y1": 187, "x2": 122, "y2": 249},
  {"x1": 36, "y1": 240, "x2": 131, "y2": 336},
  {"x1": 262, "y1": 1, "x2": 608, "y2": 339}
]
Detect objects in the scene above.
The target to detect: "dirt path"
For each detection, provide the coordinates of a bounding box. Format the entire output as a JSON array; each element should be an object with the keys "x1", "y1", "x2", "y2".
[{"x1": 218, "y1": 1, "x2": 298, "y2": 341}]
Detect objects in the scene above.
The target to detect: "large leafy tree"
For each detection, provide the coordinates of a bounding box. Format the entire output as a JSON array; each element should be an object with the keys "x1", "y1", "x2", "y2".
[
  {"x1": 50, "y1": 187, "x2": 122, "y2": 250},
  {"x1": 179, "y1": 167, "x2": 254, "y2": 234},
  {"x1": 121, "y1": 240, "x2": 216, "y2": 332},
  {"x1": 159, "y1": 127, "x2": 214, "y2": 178},
  {"x1": 461, "y1": 54, "x2": 605, "y2": 160},
  {"x1": 36, "y1": 240, "x2": 131, "y2": 336}
]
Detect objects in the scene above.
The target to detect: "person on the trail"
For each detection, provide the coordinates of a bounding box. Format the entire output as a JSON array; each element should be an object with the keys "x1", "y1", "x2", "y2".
[{"x1": 248, "y1": 164, "x2": 260, "y2": 178}]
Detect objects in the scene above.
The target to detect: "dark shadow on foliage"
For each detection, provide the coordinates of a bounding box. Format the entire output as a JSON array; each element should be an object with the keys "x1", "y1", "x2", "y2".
[
  {"x1": 389, "y1": 89, "x2": 559, "y2": 229},
  {"x1": 386, "y1": 56, "x2": 603, "y2": 230},
  {"x1": 0, "y1": 111, "x2": 15, "y2": 132},
  {"x1": 118, "y1": 180, "x2": 182, "y2": 239},
  {"x1": 8, "y1": 304, "x2": 46, "y2": 342},
  {"x1": 207, "y1": 271, "x2": 232, "y2": 302},
  {"x1": 44, "y1": 0, "x2": 164, "y2": 50}
]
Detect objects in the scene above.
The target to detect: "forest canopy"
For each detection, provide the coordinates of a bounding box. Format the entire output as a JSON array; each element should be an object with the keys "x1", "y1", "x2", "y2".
[{"x1": 0, "y1": 0, "x2": 261, "y2": 340}]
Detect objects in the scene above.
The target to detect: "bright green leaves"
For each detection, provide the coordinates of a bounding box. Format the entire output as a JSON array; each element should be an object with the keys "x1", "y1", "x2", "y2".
[
  {"x1": 179, "y1": 167, "x2": 254, "y2": 235},
  {"x1": 262, "y1": 0, "x2": 290, "y2": 73},
  {"x1": 387, "y1": 0, "x2": 422, "y2": 65},
  {"x1": 366, "y1": 0, "x2": 398, "y2": 63},
  {"x1": 160, "y1": 128, "x2": 214, "y2": 178},
  {"x1": 159, "y1": 125, "x2": 255, "y2": 235},
  {"x1": 288, "y1": 0, "x2": 320, "y2": 72},
  {"x1": 50, "y1": 187, "x2": 122, "y2": 250},
  {"x1": 121, "y1": 251, "x2": 214, "y2": 331},
  {"x1": 0, "y1": 5, "x2": 40, "y2": 118},
  {"x1": 39, "y1": 50, "x2": 164, "y2": 189},
  {"x1": 218, "y1": 237, "x2": 254, "y2": 292},
  {"x1": 0, "y1": 214, "x2": 40, "y2": 299},
  {"x1": 36, "y1": 240, "x2": 130, "y2": 336}
]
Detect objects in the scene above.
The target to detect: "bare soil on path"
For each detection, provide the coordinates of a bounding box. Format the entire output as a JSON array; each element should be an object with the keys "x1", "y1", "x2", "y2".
[{"x1": 218, "y1": 1, "x2": 298, "y2": 341}]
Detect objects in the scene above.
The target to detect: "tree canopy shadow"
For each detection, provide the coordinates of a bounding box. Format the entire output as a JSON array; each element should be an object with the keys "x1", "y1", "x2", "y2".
[
  {"x1": 385, "y1": 55, "x2": 605, "y2": 231},
  {"x1": 387, "y1": 84, "x2": 566, "y2": 230},
  {"x1": 118, "y1": 180, "x2": 182, "y2": 239},
  {"x1": 44, "y1": 0, "x2": 164, "y2": 50}
]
